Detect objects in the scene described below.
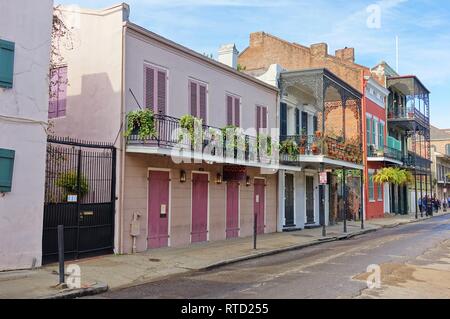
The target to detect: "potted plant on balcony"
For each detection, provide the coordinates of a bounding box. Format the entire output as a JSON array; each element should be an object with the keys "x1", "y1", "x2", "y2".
[
  {"x1": 280, "y1": 139, "x2": 299, "y2": 160},
  {"x1": 257, "y1": 133, "x2": 273, "y2": 157},
  {"x1": 124, "y1": 108, "x2": 157, "y2": 140}
]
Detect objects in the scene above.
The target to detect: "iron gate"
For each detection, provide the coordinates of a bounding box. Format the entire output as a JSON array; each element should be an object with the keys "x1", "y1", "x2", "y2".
[{"x1": 42, "y1": 136, "x2": 116, "y2": 264}]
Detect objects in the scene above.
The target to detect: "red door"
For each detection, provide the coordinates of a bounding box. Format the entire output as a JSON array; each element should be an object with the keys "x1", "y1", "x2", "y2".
[
  {"x1": 226, "y1": 181, "x2": 239, "y2": 239},
  {"x1": 191, "y1": 173, "x2": 208, "y2": 243},
  {"x1": 148, "y1": 171, "x2": 170, "y2": 249},
  {"x1": 254, "y1": 179, "x2": 265, "y2": 235}
]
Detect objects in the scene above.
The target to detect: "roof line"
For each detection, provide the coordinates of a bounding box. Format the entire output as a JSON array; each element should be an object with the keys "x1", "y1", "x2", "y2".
[{"x1": 125, "y1": 22, "x2": 278, "y2": 93}]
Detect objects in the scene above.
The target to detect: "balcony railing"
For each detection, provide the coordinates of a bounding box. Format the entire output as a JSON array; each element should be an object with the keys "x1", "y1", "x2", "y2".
[
  {"x1": 367, "y1": 145, "x2": 403, "y2": 162},
  {"x1": 126, "y1": 114, "x2": 273, "y2": 164},
  {"x1": 279, "y1": 135, "x2": 362, "y2": 164},
  {"x1": 387, "y1": 106, "x2": 429, "y2": 127},
  {"x1": 403, "y1": 152, "x2": 431, "y2": 171}
]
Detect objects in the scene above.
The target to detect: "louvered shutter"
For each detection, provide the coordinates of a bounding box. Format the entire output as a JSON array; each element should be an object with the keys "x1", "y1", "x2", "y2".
[
  {"x1": 301, "y1": 111, "x2": 308, "y2": 135},
  {"x1": 280, "y1": 103, "x2": 287, "y2": 136},
  {"x1": 234, "y1": 98, "x2": 240, "y2": 126},
  {"x1": 199, "y1": 85, "x2": 207, "y2": 123},
  {"x1": 295, "y1": 109, "x2": 300, "y2": 135},
  {"x1": 0, "y1": 40, "x2": 15, "y2": 88},
  {"x1": 256, "y1": 106, "x2": 261, "y2": 133},
  {"x1": 190, "y1": 81, "x2": 198, "y2": 117},
  {"x1": 157, "y1": 70, "x2": 166, "y2": 114},
  {"x1": 262, "y1": 107, "x2": 267, "y2": 129},
  {"x1": 227, "y1": 95, "x2": 233, "y2": 125},
  {"x1": 57, "y1": 67, "x2": 67, "y2": 117},
  {"x1": 145, "y1": 66, "x2": 155, "y2": 110}
]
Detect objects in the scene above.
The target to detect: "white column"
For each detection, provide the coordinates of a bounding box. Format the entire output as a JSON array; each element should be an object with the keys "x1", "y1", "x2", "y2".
[{"x1": 277, "y1": 170, "x2": 285, "y2": 232}]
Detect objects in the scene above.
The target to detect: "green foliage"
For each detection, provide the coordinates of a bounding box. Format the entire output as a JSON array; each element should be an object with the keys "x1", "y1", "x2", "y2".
[
  {"x1": 257, "y1": 133, "x2": 274, "y2": 156},
  {"x1": 237, "y1": 64, "x2": 247, "y2": 72},
  {"x1": 280, "y1": 139, "x2": 299, "y2": 158},
  {"x1": 373, "y1": 167, "x2": 413, "y2": 185},
  {"x1": 125, "y1": 109, "x2": 157, "y2": 140},
  {"x1": 179, "y1": 114, "x2": 203, "y2": 144},
  {"x1": 56, "y1": 171, "x2": 89, "y2": 200}
]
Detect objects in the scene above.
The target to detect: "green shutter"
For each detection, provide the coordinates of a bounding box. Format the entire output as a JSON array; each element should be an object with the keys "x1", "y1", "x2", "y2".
[
  {"x1": 0, "y1": 39, "x2": 15, "y2": 89},
  {"x1": 0, "y1": 149, "x2": 15, "y2": 192}
]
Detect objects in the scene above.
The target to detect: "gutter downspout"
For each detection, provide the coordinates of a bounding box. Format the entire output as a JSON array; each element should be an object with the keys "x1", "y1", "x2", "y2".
[{"x1": 361, "y1": 71, "x2": 368, "y2": 222}]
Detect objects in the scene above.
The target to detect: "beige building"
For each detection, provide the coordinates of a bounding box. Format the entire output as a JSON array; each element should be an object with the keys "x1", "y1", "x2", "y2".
[{"x1": 431, "y1": 125, "x2": 450, "y2": 202}]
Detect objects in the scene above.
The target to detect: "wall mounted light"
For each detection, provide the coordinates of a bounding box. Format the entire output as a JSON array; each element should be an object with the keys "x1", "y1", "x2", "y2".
[
  {"x1": 216, "y1": 173, "x2": 223, "y2": 184},
  {"x1": 180, "y1": 170, "x2": 187, "y2": 183},
  {"x1": 246, "y1": 176, "x2": 251, "y2": 187}
]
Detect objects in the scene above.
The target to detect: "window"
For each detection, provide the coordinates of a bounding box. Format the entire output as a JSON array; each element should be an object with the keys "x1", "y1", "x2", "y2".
[
  {"x1": 0, "y1": 149, "x2": 15, "y2": 193},
  {"x1": 0, "y1": 39, "x2": 15, "y2": 88},
  {"x1": 48, "y1": 66, "x2": 67, "y2": 119},
  {"x1": 368, "y1": 171, "x2": 375, "y2": 201},
  {"x1": 377, "y1": 182, "x2": 383, "y2": 201},
  {"x1": 372, "y1": 117, "x2": 377, "y2": 147},
  {"x1": 226, "y1": 94, "x2": 240, "y2": 126},
  {"x1": 256, "y1": 105, "x2": 268, "y2": 133},
  {"x1": 446, "y1": 144, "x2": 450, "y2": 156},
  {"x1": 144, "y1": 64, "x2": 167, "y2": 114},
  {"x1": 189, "y1": 80, "x2": 207, "y2": 123}
]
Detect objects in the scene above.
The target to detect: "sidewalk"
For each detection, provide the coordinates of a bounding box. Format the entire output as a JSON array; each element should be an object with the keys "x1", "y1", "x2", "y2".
[{"x1": 1, "y1": 211, "x2": 448, "y2": 299}]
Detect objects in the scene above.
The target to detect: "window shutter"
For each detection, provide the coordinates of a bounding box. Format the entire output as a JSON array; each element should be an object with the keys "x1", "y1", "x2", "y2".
[
  {"x1": 301, "y1": 111, "x2": 308, "y2": 135},
  {"x1": 295, "y1": 109, "x2": 300, "y2": 135},
  {"x1": 234, "y1": 98, "x2": 240, "y2": 126},
  {"x1": 199, "y1": 85, "x2": 207, "y2": 123},
  {"x1": 280, "y1": 103, "x2": 287, "y2": 136},
  {"x1": 262, "y1": 106, "x2": 267, "y2": 129},
  {"x1": 157, "y1": 70, "x2": 166, "y2": 114},
  {"x1": 313, "y1": 115, "x2": 318, "y2": 133},
  {"x1": 48, "y1": 69, "x2": 59, "y2": 119},
  {"x1": 256, "y1": 106, "x2": 261, "y2": 133},
  {"x1": 0, "y1": 39, "x2": 15, "y2": 89},
  {"x1": 190, "y1": 81, "x2": 197, "y2": 117},
  {"x1": 145, "y1": 67, "x2": 155, "y2": 110},
  {"x1": 0, "y1": 149, "x2": 15, "y2": 193},
  {"x1": 57, "y1": 67, "x2": 67, "y2": 117},
  {"x1": 227, "y1": 95, "x2": 233, "y2": 125}
]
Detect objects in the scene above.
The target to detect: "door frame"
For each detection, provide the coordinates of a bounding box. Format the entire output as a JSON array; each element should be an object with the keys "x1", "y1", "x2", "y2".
[
  {"x1": 284, "y1": 172, "x2": 296, "y2": 227},
  {"x1": 304, "y1": 172, "x2": 316, "y2": 224},
  {"x1": 225, "y1": 180, "x2": 241, "y2": 238},
  {"x1": 254, "y1": 177, "x2": 267, "y2": 233},
  {"x1": 190, "y1": 171, "x2": 210, "y2": 243},
  {"x1": 146, "y1": 168, "x2": 172, "y2": 249}
]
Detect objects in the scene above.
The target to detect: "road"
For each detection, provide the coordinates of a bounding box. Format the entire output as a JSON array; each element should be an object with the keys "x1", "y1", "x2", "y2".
[{"x1": 94, "y1": 214, "x2": 450, "y2": 299}]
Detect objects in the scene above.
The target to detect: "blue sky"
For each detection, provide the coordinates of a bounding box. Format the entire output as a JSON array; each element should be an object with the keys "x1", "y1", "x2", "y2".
[{"x1": 56, "y1": 0, "x2": 450, "y2": 128}]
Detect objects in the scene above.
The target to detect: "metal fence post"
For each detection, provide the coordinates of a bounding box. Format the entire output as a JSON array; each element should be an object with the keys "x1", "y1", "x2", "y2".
[
  {"x1": 58, "y1": 225, "x2": 65, "y2": 285},
  {"x1": 253, "y1": 213, "x2": 257, "y2": 250}
]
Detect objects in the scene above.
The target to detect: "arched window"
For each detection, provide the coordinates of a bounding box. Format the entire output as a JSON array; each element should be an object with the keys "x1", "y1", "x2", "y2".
[{"x1": 446, "y1": 144, "x2": 450, "y2": 156}]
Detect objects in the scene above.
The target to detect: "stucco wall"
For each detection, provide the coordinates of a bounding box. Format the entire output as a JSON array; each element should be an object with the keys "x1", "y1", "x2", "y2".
[
  {"x1": 125, "y1": 29, "x2": 278, "y2": 131},
  {"x1": 122, "y1": 153, "x2": 278, "y2": 253},
  {"x1": 0, "y1": 0, "x2": 53, "y2": 270}
]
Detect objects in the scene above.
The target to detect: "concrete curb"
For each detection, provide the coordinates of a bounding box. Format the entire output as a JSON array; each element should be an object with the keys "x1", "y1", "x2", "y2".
[{"x1": 41, "y1": 282, "x2": 108, "y2": 299}]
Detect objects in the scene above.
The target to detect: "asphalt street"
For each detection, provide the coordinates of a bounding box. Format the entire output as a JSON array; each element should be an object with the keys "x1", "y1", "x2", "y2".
[{"x1": 92, "y1": 214, "x2": 450, "y2": 299}]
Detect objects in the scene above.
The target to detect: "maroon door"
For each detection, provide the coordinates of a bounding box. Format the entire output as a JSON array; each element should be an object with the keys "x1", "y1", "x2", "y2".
[
  {"x1": 254, "y1": 179, "x2": 265, "y2": 235},
  {"x1": 191, "y1": 173, "x2": 208, "y2": 243},
  {"x1": 148, "y1": 171, "x2": 170, "y2": 249},
  {"x1": 226, "y1": 181, "x2": 239, "y2": 239}
]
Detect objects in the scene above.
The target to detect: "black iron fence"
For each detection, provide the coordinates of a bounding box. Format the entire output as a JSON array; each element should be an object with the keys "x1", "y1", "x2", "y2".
[
  {"x1": 367, "y1": 145, "x2": 403, "y2": 162},
  {"x1": 42, "y1": 136, "x2": 116, "y2": 264}
]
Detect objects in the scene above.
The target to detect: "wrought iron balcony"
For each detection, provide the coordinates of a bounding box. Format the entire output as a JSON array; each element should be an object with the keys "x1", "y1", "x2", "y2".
[
  {"x1": 126, "y1": 114, "x2": 274, "y2": 165},
  {"x1": 403, "y1": 152, "x2": 432, "y2": 171},
  {"x1": 279, "y1": 134, "x2": 362, "y2": 165},
  {"x1": 367, "y1": 145, "x2": 403, "y2": 162}
]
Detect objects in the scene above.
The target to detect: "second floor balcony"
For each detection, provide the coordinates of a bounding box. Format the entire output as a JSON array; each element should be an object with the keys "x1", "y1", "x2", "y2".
[{"x1": 367, "y1": 144, "x2": 403, "y2": 164}]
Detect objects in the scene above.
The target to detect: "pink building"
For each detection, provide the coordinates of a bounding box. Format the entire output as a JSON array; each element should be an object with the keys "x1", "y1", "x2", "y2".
[{"x1": 51, "y1": 4, "x2": 281, "y2": 255}]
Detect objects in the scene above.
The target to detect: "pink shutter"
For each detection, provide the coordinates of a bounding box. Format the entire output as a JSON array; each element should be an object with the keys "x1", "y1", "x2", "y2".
[
  {"x1": 256, "y1": 106, "x2": 261, "y2": 133},
  {"x1": 262, "y1": 106, "x2": 267, "y2": 129},
  {"x1": 48, "y1": 69, "x2": 58, "y2": 119},
  {"x1": 145, "y1": 67, "x2": 155, "y2": 110},
  {"x1": 227, "y1": 95, "x2": 233, "y2": 125},
  {"x1": 57, "y1": 67, "x2": 67, "y2": 117},
  {"x1": 157, "y1": 70, "x2": 166, "y2": 114},
  {"x1": 199, "y1": 85, "x2": 207, "y2": 123},
  {"x1": 234, "y1": 98, "x2": 240, "y2": 126},
  {"x1": 190, "y1": 81, "x2": 197, "y2": 117}
]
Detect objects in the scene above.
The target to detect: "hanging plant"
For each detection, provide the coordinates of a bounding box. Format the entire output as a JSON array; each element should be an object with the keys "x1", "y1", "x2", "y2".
[
  {"x1": 179, "y1": 114, "x2": 203, "y2": 145},
  {"x1": 56, "y1": 171, "x2": 89, "y2": 201},
  {"x1": 373, "y1": 167, "x2": 413, "y2": 185},
  {"x1": 125, "y1": 109, "x2": 157, "y2": 140}
]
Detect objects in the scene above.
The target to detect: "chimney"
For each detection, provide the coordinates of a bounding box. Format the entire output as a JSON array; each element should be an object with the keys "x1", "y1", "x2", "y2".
[
  {"x1": 310, "y1": 43, "x2": 328, "y2": 57},
  {"x1": 335, "y1": 47, "x2": 355, "y2": 63},
  {"x1": 218, "y1": 44, "x2": 239, "y2": 69}
]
